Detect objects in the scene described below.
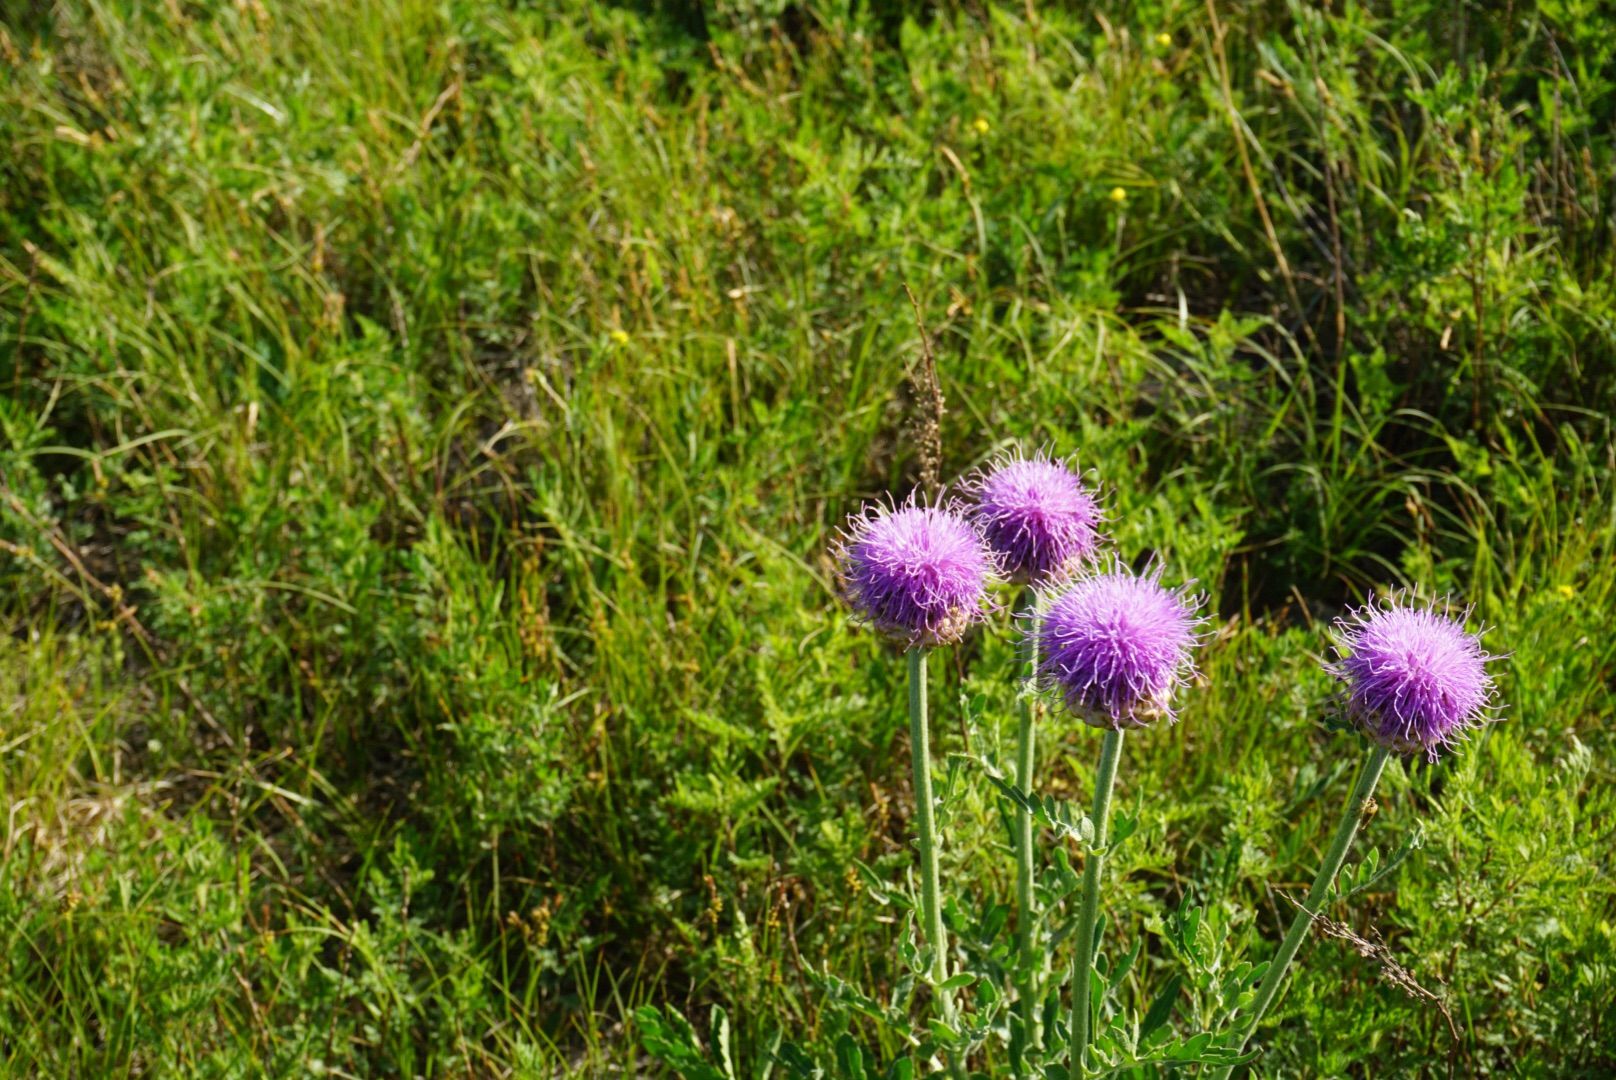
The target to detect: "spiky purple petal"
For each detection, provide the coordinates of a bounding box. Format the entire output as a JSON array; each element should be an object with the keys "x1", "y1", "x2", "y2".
[
  {"x1": 1032, "y1": 560, "x2": 1203, "y2": 728},
  {"x1": 1330, "y1": 597, "x2": 1498, "y2": 760},
  {"x1": 836, "y1": 495, "x2": 997, "y2": 649},
  {"x1": 967, "y1": 450, "x2": 1103, "y2": 584}
]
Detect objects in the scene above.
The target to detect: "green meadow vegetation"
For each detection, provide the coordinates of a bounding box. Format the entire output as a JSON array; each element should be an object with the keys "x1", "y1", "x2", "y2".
[{"x1": 3, "y1": 0, "x2": 1615, "y2": 1074}]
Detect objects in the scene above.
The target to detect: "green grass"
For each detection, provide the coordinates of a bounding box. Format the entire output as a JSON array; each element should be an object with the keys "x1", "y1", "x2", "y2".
[{"x1": 2, "y1": 0, "x2": 1614, "y2": 1074}]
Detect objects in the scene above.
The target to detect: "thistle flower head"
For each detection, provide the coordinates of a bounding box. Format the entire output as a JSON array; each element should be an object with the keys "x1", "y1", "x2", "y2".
[
  {"x1": 1032, "y1": 559, "x2": 1203, "y2": 728},
  {"x1": 966, "y1": 449, "x2": 1104, "y2": 584},
  {"x1": 1330, "y1": 596, "x2": 1499, "y2": 760},
  {"x1": 835, "y1": 493, "x2": 998, "y2": 649}
]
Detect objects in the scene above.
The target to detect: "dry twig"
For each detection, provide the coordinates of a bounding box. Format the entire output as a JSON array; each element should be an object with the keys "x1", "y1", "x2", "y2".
[{"x1": 1282, "y1": 890, "x2": 1462, "y2": 1079}]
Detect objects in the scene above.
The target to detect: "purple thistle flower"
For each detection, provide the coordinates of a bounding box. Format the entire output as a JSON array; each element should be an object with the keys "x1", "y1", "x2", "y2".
[
  {"x1": 1330, "y1": 596, "x2": 1499, "y2": 760},
  {"x1": 835, "y1": 494, "x2": 998, "y2": 649},
  {"x1": 1032, "y1": 559, "x2": 1203, "y2": 728},
  {"x1": 966, "y1": 450, "x2": 1104, "y2": 584}
]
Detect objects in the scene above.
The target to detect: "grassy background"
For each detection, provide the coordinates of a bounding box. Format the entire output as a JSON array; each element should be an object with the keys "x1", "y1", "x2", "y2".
[{"x1": 3, "y1": 0, "x2": 1614, "y2": 1074}]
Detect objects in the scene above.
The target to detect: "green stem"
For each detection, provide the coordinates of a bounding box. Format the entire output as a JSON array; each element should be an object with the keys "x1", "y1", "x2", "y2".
[
  {"x1": 1015, "y1": 588, "x2": 1042, "y2": 1060},
  {"x1": 1070, "y1": 726, "x2": 1124, "y2": 1077},
  {"x1": 908, "y1": 648, "x2": 966, "y2": 1078},
  {"x1": 1216, "y1": 742, "x2": 1393, "y2": 1078}
]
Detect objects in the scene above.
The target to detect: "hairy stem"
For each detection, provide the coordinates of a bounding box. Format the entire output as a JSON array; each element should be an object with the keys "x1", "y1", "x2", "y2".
[
  {"x1": 1070, "y1": 726, "x2": 1124, "y2": 1076},
  {"x1": 1216, "y1": 742, "x2": 1393, "y2": 1077},
  {"x1": 909, "y1": 648, "x2": 965, "y2": 1077},
  {"x1": 1014, "y1": 587, "x2": 1042, "y2": 1061}
]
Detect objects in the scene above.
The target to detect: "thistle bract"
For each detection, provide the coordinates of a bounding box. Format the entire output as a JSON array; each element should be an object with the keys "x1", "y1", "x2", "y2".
[
  {"x1": 1033, "y1": 560, "x2": 1202, "y2": 728},
  {"x1": 1331, "y1": 597, "x2": 1498, "y2": 760},
  {"x1": 836, "y1": 496, "x2": 997, "y2": 649},
  {"x1": 967, "y1": 450, "x2": 1103, "y2": 584}
]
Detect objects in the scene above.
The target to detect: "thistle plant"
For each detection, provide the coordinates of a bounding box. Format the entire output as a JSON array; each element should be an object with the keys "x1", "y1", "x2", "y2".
[
  {"x1": 1217, "y1": 595, "x2": 1500, "y2": 1076},
  {"x1": 1031, "y1": 559, "x2": 1202, "y2": 1076},
  {"x1": 835, "y1": 493, "x2": 998, "y2": 1076},
  {"x1": 966, "y1": 449, "x2": 1103, "y2": 1057}
]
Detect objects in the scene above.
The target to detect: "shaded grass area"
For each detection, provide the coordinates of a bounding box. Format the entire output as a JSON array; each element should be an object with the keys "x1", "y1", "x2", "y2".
[{"x1": 2, "y1": 0, "x2": 1614, "y2": 1074}]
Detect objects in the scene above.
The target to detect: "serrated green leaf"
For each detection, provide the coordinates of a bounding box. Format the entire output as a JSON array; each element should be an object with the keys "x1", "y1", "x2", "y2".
[
  {"x1": 835, "y1": 1034, "x2": 868, "y2": 1080},
  {"x1": 1171, "y1": 1032, "x2": 1213, "y2": 1060},
  {"x1": 1140, "y1": 974, "x2": 1181, "y2": 1041},
  {"x1": 753, "y1": 1026, "x2": 782, "y2": 1080},
  {"x1": 1109, "y1": 938, "x2": 1141, "y2": 992},
  {"x1": 1339, "y1": 822, "x2": 1426, "y2": 900},
  {"x1": 977, "y1": 758, "x2": 1095, "y2": 846},
  {"x1": 853, "y1": 858, "x2": 898, "y2": 906},
  {"x1": 711, "y1": 1005, "x2": 736, "y2": 1080}
]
